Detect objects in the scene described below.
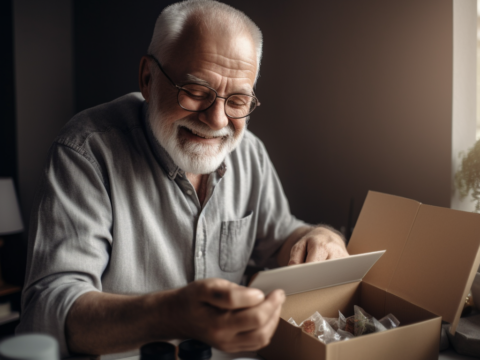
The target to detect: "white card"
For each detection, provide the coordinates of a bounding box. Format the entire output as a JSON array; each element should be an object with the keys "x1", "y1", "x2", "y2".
[{"x1": 249, "y1": 250, "x2": 385, "y2": 295}]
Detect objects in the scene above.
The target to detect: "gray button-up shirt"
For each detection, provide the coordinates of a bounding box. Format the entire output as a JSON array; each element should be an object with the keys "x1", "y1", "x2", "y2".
[{"x1": 17, "y1": 93, "x2": 306, "y2": 357}]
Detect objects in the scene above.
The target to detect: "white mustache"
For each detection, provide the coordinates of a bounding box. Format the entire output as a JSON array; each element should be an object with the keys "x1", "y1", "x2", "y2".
[{"x1": 175, "y1": 118, "x2": 234, "y2": 139}]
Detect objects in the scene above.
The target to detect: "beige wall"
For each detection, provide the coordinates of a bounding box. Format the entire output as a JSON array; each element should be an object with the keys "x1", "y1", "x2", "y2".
[
  {"x1": 14, "y1": 0, "x2": 74, "y2": 233},
  {"x1": 230, "y1": 0, "x2": 455, "y2": 229},
  {"x1": 451, "y1": 0, "x2": 477, "y2": 212}
]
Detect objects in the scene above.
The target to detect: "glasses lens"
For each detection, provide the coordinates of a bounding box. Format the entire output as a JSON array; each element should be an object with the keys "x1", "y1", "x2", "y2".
[
  {"x1": 178, "y1": 84, "x2": 216, "y2": 111},
  {"x1": 225, "y1": 95, "x2": 257, "y2": 118}
]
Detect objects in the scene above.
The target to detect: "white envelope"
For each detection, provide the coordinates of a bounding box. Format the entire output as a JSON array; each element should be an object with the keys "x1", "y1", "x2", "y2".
[{"x1": 249, "y1": 250, "x2": 385, "y2": 296}]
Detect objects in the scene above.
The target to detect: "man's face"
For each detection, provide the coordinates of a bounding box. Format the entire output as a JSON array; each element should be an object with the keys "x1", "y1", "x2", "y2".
[{"x1": 147, "y1": 22, "x2": 258, "y2": 175}]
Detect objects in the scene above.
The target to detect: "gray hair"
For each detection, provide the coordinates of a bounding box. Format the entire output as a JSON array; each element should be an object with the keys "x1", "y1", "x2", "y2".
[{"x1": 147, "y1": 0, "x2": 263, "y2": 82}]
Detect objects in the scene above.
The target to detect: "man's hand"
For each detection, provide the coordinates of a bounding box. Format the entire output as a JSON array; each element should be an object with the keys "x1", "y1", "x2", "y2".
[
  {"x1": 169, "y1": 278, "x2": 285, "y2": 352},
  {"x1": 67, "y1": 279, "x2": 284, "y2": 355},
  {"x1": 277, "y1": 226, "x2": 349, "y2": 266},
  {"x1": 288, "y1": 226, "x2": 349, "y2": 265}
]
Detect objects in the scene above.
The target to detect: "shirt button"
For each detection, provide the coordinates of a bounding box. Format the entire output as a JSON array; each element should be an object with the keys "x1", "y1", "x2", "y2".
[
  {"x1": 186, "y1": 190, "x2": 193, "y2": 195},
  {"x1": 198, "y1": 250, "x2": 203, "y2": 257}
]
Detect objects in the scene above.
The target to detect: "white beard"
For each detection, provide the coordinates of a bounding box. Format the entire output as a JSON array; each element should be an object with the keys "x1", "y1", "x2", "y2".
[{"x1": 147, "y1": 94, "x2": 246, "y2": 175}]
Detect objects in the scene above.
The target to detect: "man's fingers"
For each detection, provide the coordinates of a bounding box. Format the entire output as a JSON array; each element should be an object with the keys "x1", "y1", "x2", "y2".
[
  {"x1": 288, "y1": 239, "x2": 307, "y2": 265},
  {"x1": 197, "y1": 278, "x2": 265, "y2": 310},
  {"x1": 226, "y1": 294, "x2": 281, "y2": 352},
  {"x1": 305, "y1": 241, "x2": 328, "y2": 262},
  {"x1": 289, "y1": 227, "x2": 350, "y2": 265},
  {"x1": 218, "y1": 290, "x2": 285, "y2": 352},
  {"x1": 327, "y1": 246, "x2": 349, "y2": 260},
  {"x1": 226, "y1": 289, "x2": 285, "y2": 333}
]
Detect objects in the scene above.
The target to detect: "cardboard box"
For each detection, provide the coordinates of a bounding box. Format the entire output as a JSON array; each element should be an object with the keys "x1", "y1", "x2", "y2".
[{"x1": 250, "y1": 191, "x2": 480, "y2": 360}]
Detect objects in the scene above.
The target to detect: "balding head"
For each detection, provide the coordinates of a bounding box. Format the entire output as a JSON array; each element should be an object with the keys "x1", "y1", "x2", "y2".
[{"x1": 147, "y1": 0, "x2": 263, "y2": 83}]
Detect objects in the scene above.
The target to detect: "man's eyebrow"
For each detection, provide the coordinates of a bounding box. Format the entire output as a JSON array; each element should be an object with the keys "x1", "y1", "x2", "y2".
[
  {"x1": 183, "y1": 73, "x2": 254, "y2": 95},
  {"x1": 184, "y1": 74, "x2": 211, "y2": 87}
]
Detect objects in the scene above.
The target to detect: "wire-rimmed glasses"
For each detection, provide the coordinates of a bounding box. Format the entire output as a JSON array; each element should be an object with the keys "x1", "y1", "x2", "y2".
[{"x1": 147, "y1": 54, "x2": 260, "y2": 119}]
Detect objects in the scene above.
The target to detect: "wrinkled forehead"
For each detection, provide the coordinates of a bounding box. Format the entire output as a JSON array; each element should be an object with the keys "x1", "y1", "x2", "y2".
[{"x1": 163, "y1": 17, "x2": 258, "y2": 87}]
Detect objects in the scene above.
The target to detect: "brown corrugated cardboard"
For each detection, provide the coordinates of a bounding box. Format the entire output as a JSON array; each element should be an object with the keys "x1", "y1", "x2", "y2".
[
  {"x1": 252, "y1": 191, "x2": 480, "y2": 360},
  {"x1": 260, "y1": 281, "x2": 441, "y2": 360},
  {"x1": 348, "y1": 192, "x2": 480, "y2": 332},
  {"x1": 346, "y1": 192, "x2": 420, "y2": 289}
]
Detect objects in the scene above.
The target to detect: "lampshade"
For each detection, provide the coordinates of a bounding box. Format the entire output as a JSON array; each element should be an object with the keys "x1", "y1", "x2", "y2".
[{"x1": 0, "y1": 178, "x2": 24, "y2": 235}]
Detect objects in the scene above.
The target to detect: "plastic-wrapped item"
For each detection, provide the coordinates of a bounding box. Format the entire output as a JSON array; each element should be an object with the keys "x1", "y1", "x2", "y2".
[
  {"x1": 287, "y1": 307, "x2": 401, "y2": 344},
  {"x1": 325, "y1": 317, "x2": 339, "y2": 331},
  {"x1": 287, "y1": 317, "x2": 298, "y2": 327},
  {"x1": 337, "y1": 329, "x2": 355, "y2": 341},
  {"x1": 301, "y1": 320, "x2": 316, "y2": 335},
  {"x1": 338, "y1": 311, "x2": 346, "y2": 331},
  {"x1": 353, "y1": 305, "x2": 376, "y2": 336},
  {"x1": 297, "y1": 313, "x2": 321, "y2": 336},
  {"x1": 313, "y1": 313, "x2": 341, "y2": 344},
  {"x1": 373, "y1": 317, "x2": 387, "y2": 332},
  {"x1": 378, "y1": 313, "x2": 400, "y2": 330},
  {"x1": 345, "y1": 315, "x2": 355, "y2": 334},
  {"x1": 295, "y1": 312, "x2": 341, "y2": 344}
]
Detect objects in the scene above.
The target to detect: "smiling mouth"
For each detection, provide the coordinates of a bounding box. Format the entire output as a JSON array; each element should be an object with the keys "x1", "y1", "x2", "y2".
[{"x1": 180, "y1": 126, "x2": 224, "y2": 140}]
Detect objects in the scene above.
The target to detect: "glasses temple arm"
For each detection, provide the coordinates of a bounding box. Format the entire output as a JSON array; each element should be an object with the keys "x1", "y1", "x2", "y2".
[{"x1": 146, "y1": 54, "x2": 178, "y2": 88}]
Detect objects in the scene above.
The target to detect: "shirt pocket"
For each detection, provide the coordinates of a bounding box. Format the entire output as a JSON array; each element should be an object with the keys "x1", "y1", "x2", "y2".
[{"x1": 219, "y1": 211, "x2": 255, "y2": 272}]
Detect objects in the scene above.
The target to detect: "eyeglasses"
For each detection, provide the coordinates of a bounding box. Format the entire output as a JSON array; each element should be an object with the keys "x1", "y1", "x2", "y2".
[{"x1": 147, "y1": 54, "x2": 260, "y2": 119}]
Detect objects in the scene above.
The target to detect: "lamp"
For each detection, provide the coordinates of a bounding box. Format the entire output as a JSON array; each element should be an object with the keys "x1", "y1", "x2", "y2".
[{"x1": 0, "y1": 178, "x2": 24, "y2": 287}]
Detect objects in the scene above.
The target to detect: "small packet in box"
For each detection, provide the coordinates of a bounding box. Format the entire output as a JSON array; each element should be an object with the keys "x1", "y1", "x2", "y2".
[
  {"x1": 353, "y1": 305, "x2": 376, "y2": 336},
  {"x1": 294, "y1": 312, "x2": 341, "y2": 344}
]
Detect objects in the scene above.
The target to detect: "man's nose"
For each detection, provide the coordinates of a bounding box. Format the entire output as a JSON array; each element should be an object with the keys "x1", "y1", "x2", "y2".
[{"x1": 198, "y1": 98, "x2": 229, "y2": 130}]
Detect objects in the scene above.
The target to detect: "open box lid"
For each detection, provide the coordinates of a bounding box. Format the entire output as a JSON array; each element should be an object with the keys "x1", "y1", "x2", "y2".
[
  {"x1": 347, "y1": 191, "x2": 480, "y2": 333},
  {"x1": 249, "y1": 250, "x2": 385, "y2": 295}
]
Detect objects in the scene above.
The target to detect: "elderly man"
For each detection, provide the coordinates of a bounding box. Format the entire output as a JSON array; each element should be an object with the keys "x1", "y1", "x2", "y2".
[{"x1": 17, "y1": 0, "x2": 348, "y2": 357}]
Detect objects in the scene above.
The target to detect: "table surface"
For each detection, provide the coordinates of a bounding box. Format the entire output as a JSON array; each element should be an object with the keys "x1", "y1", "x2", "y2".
[
  {"x1": 110, "y1": 349, "x2": 260, "y2": 360},
  {"x1": 97, "y1": 348, "x2": 478, "y2": 360},
  {"x1": 439, "y1": 349, "x2": 479, "y2": 359}
]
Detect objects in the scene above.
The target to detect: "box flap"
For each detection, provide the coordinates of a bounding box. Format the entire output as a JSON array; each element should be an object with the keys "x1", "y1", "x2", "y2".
[
  {"x1": 347, "y1": 191, "x2": 421, "y2": 290},
  {"x1": 388, "y1": 204, "x2": 480, "y2": 331},
  {"x1": 349, "y1": 191, "x2": 480, "y2": 331},
  {"x1": 249, "y1": 250, "x2": 385, "y2": 295}
]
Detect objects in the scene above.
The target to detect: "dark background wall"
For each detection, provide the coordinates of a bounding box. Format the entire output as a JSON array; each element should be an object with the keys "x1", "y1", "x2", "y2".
[
  {"x1": 73, "y1": 0, "x2": 453, "y2": 233},
  {"x1": 0, "y1": 0, "x2": 24, "y2": 287},
  {"x1": 4, "y1": 0, "x2": 459, "y2": 267},
  {"x1": 74, "y1": 0, "x2": 173, "y2": 112},
  {"x1": 1, "y1": 0, "x2": 17, "y2": 183},
  {"x1": 14, "y1": 0, "x2": 74, "y2": 241}
]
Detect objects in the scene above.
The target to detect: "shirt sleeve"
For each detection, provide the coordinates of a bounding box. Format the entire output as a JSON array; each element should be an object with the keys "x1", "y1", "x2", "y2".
[
  {"x1": 16, "y1": 142, "x2": 112, "y2": 358},
  {"x1": 250, "y1": 139, "x2": 309, "y2": 268}
]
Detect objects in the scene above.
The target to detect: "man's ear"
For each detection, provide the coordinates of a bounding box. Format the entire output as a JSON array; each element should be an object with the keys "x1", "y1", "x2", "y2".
[{"x1": 139, "y1": 56, "x2": 152, "y2": 102}]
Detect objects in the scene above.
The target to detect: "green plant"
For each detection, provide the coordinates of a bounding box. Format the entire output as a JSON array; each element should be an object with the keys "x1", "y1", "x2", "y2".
[{"x1": 455, "y1": 139, "x2": 480, "y2": 212}]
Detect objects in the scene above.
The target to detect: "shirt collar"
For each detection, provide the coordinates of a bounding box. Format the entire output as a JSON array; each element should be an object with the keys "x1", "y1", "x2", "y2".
[{"x1": 142, "y1": 102, "x2": 227, "y2": 180}]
